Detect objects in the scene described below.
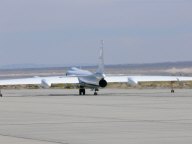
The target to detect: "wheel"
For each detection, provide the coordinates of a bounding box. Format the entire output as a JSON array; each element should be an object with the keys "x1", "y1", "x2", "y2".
[
  {"x1": 82, "y1": 89, "x2": 85, "y2": 95},
  {"x1": 79, "y1": 88, "x2": 85, "y2": 95}
]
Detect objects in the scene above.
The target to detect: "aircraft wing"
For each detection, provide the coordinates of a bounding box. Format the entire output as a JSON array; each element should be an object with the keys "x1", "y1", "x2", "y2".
[
  {"x1": 105, "y1": 75, "x2": 192, "y2": 85},
  {"x1": 1, "y1": 75, "x2": 192, "y2": 88},
  {"x1": 0, "y1": 76, "x2": 79, "y2": 88}
]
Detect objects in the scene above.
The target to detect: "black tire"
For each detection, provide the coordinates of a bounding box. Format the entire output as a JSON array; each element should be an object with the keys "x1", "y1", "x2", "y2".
[
  {"x1": 83, "y1": 89, "x2": 85, "y2": 95},
  {"x1": 79, "y1": 89, "x2": 82, "y2": 95},
  {"x1": 79, "y1": 89, "x2": 85, "y2": 95}
]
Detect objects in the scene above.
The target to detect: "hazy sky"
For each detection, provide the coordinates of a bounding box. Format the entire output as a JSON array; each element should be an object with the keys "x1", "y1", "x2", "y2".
[{"x1": 0, "y1": 0, "x2": 192, "y2": 66}]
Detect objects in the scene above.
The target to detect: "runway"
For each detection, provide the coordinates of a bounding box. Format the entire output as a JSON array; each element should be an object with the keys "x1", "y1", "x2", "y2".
[{"x1": 1, "y1": 89, "x2": 192, "y2": 144}]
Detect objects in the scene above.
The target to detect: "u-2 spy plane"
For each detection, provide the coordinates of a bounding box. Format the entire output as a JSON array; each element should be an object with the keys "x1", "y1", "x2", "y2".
[{"x1": 0, "y1": 41, "x2": 192, "y2": 95}]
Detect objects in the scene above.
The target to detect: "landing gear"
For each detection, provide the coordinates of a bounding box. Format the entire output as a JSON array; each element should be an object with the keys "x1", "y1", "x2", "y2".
[
  {"x1": 79, "y1": 88, "x2": 85, "y2": 95},
  {"x1": 0, "y1": 90, "x2": 2, "y2": 97},
  {"x1": 79, "y1": 87, "x2": 99, "y2": 95},
  {"x1": 94, "y1": 88, "x2": 99, "y2": 95},
  {"x1": 171, "y1": 81, "x2": 175, "y2": 93}
]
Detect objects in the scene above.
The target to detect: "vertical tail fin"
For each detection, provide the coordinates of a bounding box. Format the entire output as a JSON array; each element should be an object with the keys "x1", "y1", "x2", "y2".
[{"x1": 96, "y1": 40, "x2": 104, "y2": 74}]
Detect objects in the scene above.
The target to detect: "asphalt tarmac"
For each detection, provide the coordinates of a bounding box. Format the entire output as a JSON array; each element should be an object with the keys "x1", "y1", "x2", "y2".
[{"x1": 0, "y1": 88, "x2": 192, "y2": 144}]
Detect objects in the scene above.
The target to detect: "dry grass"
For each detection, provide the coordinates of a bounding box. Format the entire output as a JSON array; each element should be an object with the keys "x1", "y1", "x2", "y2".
[
  {"x1": 106, "y1": 81, "x2": 192, "y2": 89},
  {"x1": 0, "y1": 84, "x2": 39, "y2": 89}
]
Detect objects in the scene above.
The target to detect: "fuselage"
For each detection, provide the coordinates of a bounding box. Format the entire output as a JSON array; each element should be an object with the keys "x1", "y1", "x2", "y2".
[{"x1": 66, "y1": 67, "x2": 107, "y2": 88}]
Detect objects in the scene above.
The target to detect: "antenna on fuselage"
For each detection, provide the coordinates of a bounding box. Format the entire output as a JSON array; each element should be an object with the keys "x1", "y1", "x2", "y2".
[{"x1": 96, "y1": 40, "x2": 104, "y2": 74}]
